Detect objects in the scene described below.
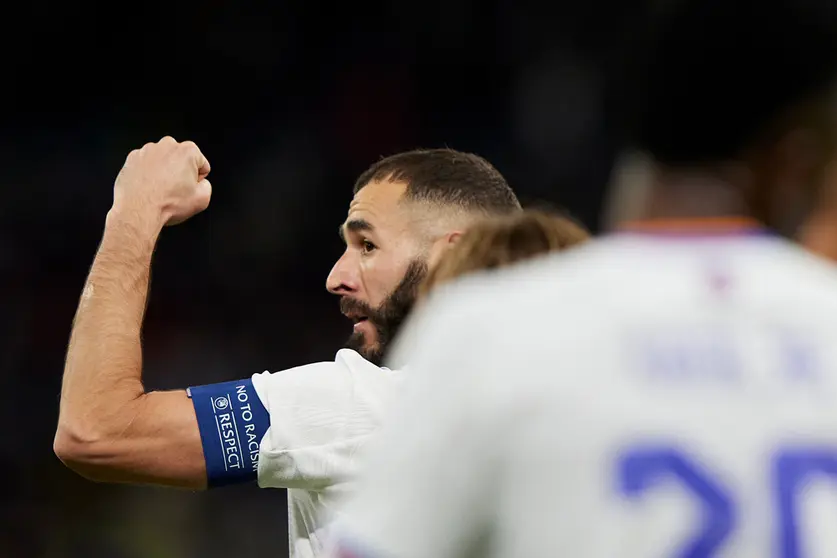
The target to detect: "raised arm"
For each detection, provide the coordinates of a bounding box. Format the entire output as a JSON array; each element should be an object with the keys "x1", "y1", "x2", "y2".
[{"x1": 54, "y1": 137, "x2": 213, "y2": 489}]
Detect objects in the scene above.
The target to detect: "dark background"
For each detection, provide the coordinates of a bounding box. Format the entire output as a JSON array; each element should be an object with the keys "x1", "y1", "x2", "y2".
[{"x1": 3, "y1": 1, "x2": 649, "y2": 556}]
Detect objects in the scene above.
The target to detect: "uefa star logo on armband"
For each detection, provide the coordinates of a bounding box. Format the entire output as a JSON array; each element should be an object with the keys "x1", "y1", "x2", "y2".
[{"x1": 213, "y1": 396, "x2": 229, "y2": 411}]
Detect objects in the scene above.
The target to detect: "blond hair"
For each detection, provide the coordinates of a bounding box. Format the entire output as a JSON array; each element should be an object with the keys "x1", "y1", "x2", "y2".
[{"x1": 421, "y1": 210, "x2": 589, "y2": 296}]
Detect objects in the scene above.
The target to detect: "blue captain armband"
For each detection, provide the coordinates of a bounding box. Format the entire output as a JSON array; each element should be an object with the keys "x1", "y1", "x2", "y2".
[{"x1": 187, "y1": 379, "x2": 270, "y2": 488}]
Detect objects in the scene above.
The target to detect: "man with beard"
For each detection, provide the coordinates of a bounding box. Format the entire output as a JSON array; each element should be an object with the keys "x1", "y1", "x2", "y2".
[{"x1": 53, "y1": 141, "x2": 521, "y2": 558}]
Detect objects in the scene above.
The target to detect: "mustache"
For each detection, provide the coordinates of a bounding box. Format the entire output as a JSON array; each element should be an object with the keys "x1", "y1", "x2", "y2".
[{"x1": 339, "y1": 297, "x2": 378, "y2": 321}]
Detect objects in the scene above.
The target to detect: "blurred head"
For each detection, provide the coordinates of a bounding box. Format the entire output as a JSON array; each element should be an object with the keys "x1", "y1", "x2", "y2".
[
  {"x1": 612, "y1": 0, "x2": 837, "y2": 236},
  {"x1": 327, "y1": 148, "x2": 521, "y2": 365},
  {"x1": 420, "y1": 209, "x2": 590, "y2": 298}
]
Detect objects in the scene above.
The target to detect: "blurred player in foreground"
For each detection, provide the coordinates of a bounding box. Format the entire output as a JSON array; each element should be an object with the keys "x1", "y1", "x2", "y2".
[
  {"x1": 54, "y1": 144, "x2": 521, "y2": 557},
  {"x1": 330, "y1": 1, "x2": 837, "y2": 557}
]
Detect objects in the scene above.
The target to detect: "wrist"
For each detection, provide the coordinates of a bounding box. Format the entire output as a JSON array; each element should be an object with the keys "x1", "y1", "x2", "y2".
[
  {"x1": 101, "y1": 206, "x2": 165, "y2": 262},
  {"x1": 105, "y1": 203, "x2": 166, "y2": 241}
]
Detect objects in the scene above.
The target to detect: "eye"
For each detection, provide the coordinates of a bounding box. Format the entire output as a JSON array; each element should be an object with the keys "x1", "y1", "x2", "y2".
[{"x1": 361, "y1": 239, "x2": 377, "y2": 254}]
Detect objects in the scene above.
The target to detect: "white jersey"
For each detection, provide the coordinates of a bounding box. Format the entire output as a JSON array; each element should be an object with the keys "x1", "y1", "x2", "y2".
[
  {"x1": 251, "y1": 348, "x2": 404, "y2": 558},
  {"x1": 331, "y1": 224, "x2": 837, "y2": 558}
]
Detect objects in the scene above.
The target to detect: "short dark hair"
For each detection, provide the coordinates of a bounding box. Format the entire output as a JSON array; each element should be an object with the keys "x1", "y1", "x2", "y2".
[
  {"x1": 628, "y1": 0, "x2": 837, "y2": 167},
  {"x1": 354, "y1": 148, "x2": 522, "y2": 215}
]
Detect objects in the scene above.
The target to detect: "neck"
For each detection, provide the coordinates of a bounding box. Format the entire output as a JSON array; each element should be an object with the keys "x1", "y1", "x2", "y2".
[
  {"x1": 799, "y1": 211, "x2": 837, "y2": 261},
  {"x1": 632, "y1": 169, "x2": 752, "y2": 223}
]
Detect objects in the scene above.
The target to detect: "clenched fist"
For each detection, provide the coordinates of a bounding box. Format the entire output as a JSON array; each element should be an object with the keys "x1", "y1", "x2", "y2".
[{"x1": 112, "y1": 136, "x2": 212, "y2": 227}]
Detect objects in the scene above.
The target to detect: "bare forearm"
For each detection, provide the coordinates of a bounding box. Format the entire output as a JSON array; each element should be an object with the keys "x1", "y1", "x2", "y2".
[
  {"x1": 59, "y1": 210, "x2": 162, "y2": 442},
  {"x1": 55, "y1": 139, "x2": 213, "y2": 488}
]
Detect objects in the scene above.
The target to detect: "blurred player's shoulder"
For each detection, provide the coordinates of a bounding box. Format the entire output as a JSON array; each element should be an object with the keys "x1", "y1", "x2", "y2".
[
  {"x1": 429, "y1": 227, "x2": 837, "y2": 315},
  {"x1": 391, "y1": 227, "x2": 837, "y2": 384},
  {"x1": 386, "y1": 235, "x2": 614, "y2": 370}
]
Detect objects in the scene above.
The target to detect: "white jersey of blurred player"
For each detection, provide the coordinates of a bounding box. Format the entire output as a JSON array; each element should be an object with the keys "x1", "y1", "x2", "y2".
[
  {"x1": 331, "y1": 218, "x2": 837, "y2": 558},
  {"x1": 231, "y1": 350, "x2": 403, "y2": 557}
]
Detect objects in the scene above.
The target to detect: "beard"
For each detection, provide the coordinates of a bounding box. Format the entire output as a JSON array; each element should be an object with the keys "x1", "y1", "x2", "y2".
[{"x1": 340, "y1": 259, "x2": 428, "y2": 366}]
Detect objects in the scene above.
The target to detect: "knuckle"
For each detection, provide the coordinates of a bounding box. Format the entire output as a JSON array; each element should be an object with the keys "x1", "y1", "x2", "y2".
[
  {"x1": 159, "y1": 136, "x2": 176, "y2": 144},
  {"x1": 180, "y1": 141, "x2": 201, "y2": 159},
  {"x1": 123, "y1": 149, "x2": 141, "y2": 166}
]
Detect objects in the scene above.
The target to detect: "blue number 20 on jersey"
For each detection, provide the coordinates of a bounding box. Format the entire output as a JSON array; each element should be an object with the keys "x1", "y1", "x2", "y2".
[{"x1": 616, "y1": 446, "x2": 837, "y2": 558}]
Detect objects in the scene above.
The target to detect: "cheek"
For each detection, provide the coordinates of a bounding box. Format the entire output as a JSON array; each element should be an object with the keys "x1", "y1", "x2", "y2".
[{"x1": 361, "y1": 254, "x2": 412, "y2": 307}]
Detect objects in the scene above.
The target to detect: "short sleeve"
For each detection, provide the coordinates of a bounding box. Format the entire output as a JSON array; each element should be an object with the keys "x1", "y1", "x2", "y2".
[
  {"x1": 330, "y1": 286, "x2": 502, "y2": 558},
  {"x1": 252, "y1": 349, "x2": 398, "y2": 490}
]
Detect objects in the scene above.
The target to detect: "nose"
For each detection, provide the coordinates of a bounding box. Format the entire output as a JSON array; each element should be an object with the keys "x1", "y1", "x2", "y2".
[{"x1": 326, "y1": 251, "x2": 360, "y2": 296}]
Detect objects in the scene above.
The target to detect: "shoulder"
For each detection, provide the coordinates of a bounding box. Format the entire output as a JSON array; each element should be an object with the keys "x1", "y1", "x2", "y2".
[
  {"x1": 251, "y1": 350, "x2": 400, "y2": 406},
  {"x1": 253, "y1": 350, "x2": 390, "y2": 382},
  {"x1": 393, "y1": 240, "x2": 613, "y2": 349},
  {"x1": 385, "y1": 239, "x2": 634, "y2": 400},
  {"x1": 760, "y1": 240, "x2": 837, "y2": 300}
]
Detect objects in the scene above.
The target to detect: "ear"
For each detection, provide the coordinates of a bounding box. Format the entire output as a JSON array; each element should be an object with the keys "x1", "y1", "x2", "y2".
[
  {"x1": 427, "y1": 230, "x2": 464, "y2": 269},
  {"x1": 445, "y1": 230, "x2": 463, "y2": 245}
]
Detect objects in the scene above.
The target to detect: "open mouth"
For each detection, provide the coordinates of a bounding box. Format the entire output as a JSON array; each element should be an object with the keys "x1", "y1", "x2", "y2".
[
  {"x1": 351, "y1": 316, "x2": 371, "y2": 331},
  {"x1": 340, "y1": 299, "x2": 371, "y2": 327},
  {"x1": 346, "y1": 314, "x2": 368, "y2": 325}
]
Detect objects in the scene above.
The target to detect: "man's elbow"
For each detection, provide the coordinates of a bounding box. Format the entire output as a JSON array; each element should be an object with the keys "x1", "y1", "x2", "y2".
[{"x1": 53, "y1": 425, "x2": 120, "y2": 482}]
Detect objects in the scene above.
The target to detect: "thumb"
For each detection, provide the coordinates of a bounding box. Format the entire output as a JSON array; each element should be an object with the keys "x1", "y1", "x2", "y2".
[
  {"x1": 195, "y1": 178, "x2": 212, "y2": 212},
  {"x1": 180, "y1": 140, "x2": 210, "y2": 178}
]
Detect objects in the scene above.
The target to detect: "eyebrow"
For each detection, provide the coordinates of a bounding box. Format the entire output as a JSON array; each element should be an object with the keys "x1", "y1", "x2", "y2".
[{"x1": 338, "y1": 218, "x2": 375, "y2": 241}]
